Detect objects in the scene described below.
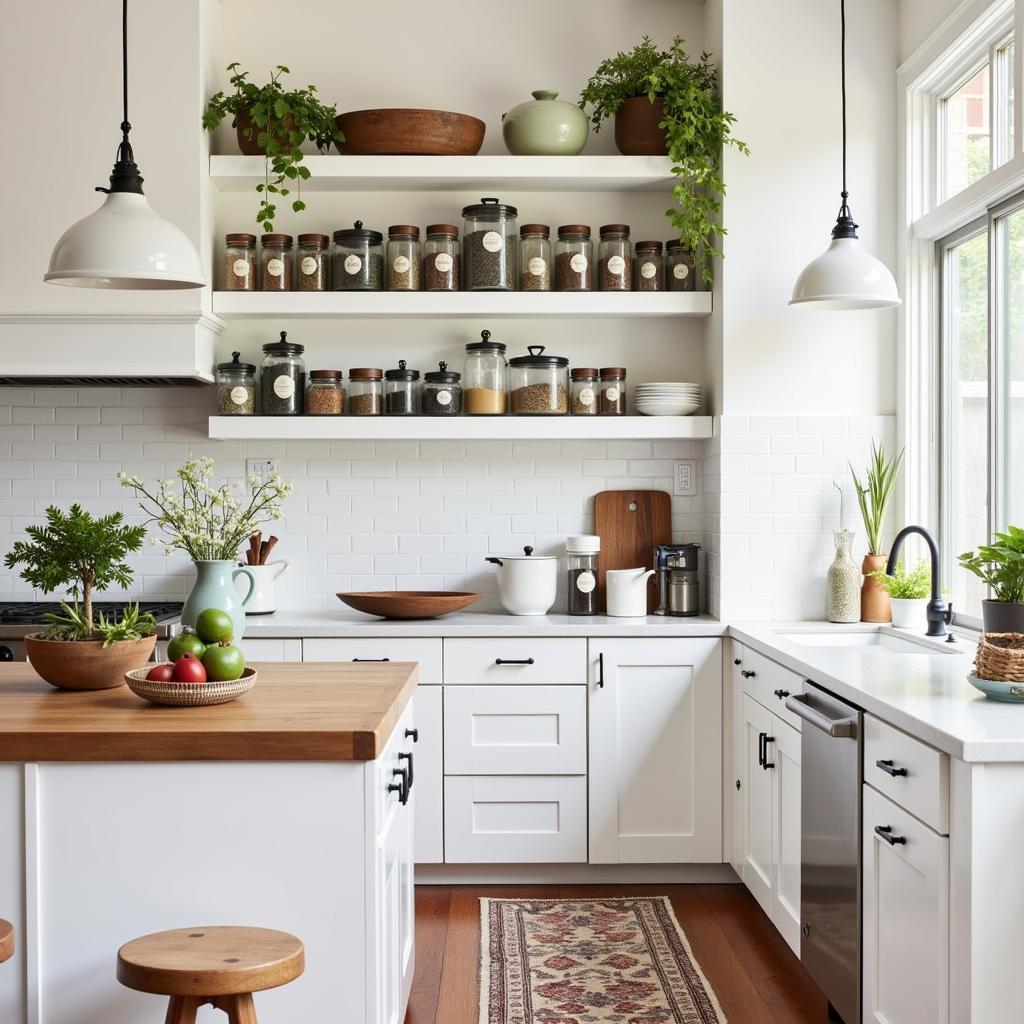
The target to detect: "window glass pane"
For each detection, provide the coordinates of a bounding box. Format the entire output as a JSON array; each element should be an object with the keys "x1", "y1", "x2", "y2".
[
  {"x1": 1002, "y1": 206, "x2": 1024, "y2": 528},
  {"x1": 1006, "y1": 42, "x2": 1014, "y2": 158},
  {"x1": 944, "y1": 65, "x2": 991, "y2": 199}
]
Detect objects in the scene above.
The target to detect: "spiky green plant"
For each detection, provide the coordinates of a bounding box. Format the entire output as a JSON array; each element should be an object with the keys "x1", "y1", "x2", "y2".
[
  {"x1": 40, "y1": 602, "x2": 157, "y2": 646},
  {"x1": 849, "y1": 442, "x2": 904, "y2": 555}
]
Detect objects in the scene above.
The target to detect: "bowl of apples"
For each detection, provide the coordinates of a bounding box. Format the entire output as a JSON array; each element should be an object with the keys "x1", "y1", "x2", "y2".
[{"x1": 125, "y1": 608, "x2": 256, "y2": 707}]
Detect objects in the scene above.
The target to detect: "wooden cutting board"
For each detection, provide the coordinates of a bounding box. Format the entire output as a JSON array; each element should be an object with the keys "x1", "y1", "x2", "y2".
[{"x1": 594, "y1": 489, "x2": 672, "y2": 613}]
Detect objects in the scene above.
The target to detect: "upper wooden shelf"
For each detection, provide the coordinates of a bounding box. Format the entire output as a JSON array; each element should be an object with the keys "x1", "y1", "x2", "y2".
[{"x1": 209, "y1": 155, "x2": 676, "y2": 193}]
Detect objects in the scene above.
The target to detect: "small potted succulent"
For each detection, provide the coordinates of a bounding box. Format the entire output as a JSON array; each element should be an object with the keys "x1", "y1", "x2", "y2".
[
  {"x1": 869, "y1": 560, "x2": 931, "y2": 630},
  {"x1": 959, "y1": 526, "x2": 1024, "y2": 632},
  {"x1": 3, "y1": 505, "x2": 155, "y2": 690}
]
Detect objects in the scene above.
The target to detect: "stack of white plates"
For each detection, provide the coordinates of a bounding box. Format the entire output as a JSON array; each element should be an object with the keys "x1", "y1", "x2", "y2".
[{"x1": 634, "y1": 382, "x2": 702, "y2": 416}]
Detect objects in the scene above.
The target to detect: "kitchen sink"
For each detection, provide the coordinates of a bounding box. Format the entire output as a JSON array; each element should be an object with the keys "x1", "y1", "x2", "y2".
[{"x1": 774, "y1": 631, "x2": 954, "y2": 655}]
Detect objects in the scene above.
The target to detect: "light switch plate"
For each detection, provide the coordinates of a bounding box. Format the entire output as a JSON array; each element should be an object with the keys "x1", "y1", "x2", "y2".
[
  {"x1": 673, "y1": 459, "x2": 697, "y2": 496},
  {"x1": 246, "y1": 458, "x2": 278, "y2": 486}
]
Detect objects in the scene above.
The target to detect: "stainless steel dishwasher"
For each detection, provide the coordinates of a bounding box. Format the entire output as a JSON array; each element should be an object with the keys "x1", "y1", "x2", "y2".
[{"x1": 785, "y1": 683, "x2": 862, "y2": 1024}]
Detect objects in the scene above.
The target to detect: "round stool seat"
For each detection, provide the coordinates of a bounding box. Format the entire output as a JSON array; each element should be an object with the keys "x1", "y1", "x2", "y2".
[
  {"x1": 117, "y1": 926, "x2": 304, "y2": 997},
  {"x1": 0, "y1": 920, "x2": 13, "y2": 964}
]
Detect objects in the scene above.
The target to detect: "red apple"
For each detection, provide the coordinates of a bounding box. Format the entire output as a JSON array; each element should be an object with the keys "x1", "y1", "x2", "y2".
[
  {"x1": 145, "y1": 663, "x2": 175, "y2": 683},
  {"x1": 172, "y1": 652, "x2": 207, "y2": 684}
]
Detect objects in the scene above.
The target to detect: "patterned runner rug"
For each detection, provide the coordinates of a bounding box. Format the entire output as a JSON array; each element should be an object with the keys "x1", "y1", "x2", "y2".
[{"x1": 480, "y1": 896, "x2": 726, "y2": 1023}]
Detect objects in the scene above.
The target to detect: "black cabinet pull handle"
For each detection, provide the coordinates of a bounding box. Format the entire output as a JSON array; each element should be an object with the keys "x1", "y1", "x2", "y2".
[
  {"x1": 734, "y1": 658, "x2": 742, "y2": 665},
  {"x1": 597, "y1": 651, "x2": 605, "y2": 688},
  {"x1": 398, "y1": 751, "x2": 414, "y2": 789},
  {"x1": 757, "y1": 731, "x2": 766, "y2": 768},
  {"x1": 391, "y1": 767, "x2": 409, "y2": 804},
  {"x1": 741, "y1": 670, "x2": 756, "y2": 679},
  {"x1": 773, "y1": 689, "x2": 790, "y2": 699},
  {"x1": 405, "y1": 727, "x2": 419, "y2": 743},
  {"x1": 353, "y1": 657, "x2": 390, "y2": 662},
  {"x1": 874, "y1": 824, "x2": 906, "y2": 846},
  {"x1": 875, "y1": 759, "x2": 908, "y2": 777},
  {"x1": 495, "y1": 657, "x2": 535, "y2": 666},
  {"x1": 762, "y1": 735, "x2": 775, "y2": 770},
  {"x1": 387, "y1": 781, "x2": 405, "y2": 802}
]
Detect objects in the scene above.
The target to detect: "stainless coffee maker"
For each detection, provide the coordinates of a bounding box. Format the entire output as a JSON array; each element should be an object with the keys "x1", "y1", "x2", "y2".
[{"x1": 653, "y1": 543, "x2": 701, "y2": 617}]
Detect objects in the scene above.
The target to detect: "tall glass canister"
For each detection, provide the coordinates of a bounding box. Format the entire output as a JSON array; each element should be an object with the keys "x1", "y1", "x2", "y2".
[
  {"x1": 462, "y1": 198, "x2": 517, "y2": 291},
  {"x1": 463, "y1": 330, "x2": 508, "y2": 415}
]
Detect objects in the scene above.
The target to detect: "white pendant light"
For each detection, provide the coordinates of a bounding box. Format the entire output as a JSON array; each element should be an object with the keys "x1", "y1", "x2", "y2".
[
  {"x1": 44, "y1": 0, "x2": 203, "y2": 290},
  {"x1": 790, "y1": 0, "x2": 899, "y2": 310}
]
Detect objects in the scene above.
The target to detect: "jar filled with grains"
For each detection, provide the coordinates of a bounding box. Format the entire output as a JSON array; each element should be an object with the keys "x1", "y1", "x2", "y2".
[
  {"x1": 296, "y1": 233, "x2": 330, "y2": 291},
  {"x1": 599, "y1": 367, "x2": 627, "y2": 415},
  {"x1": 598, "y1": 225, "x2": 631, "y2": 291},
  {"x1": 422, "y1": 362, "x2": 463, "y2": 416},
  {"x1": 462, "y1": 198, "x2": 517, "y2": 291},
  {"x1": 463, "y1": 330, "x2": 508, "y2": 415},
  {"x1": 570, "y1": 367, "x2": 598, "y2": 416},
  {"x1": 306, "y1": 370, "x2": 345, "y2": 415},
  {"x1": 260, "y1": 234, "x2": 293, "y2": 291},
  {"x1": 348, "y1": 368, "x2": 383, "y2": 415},
  {"x1": 555, "y1": 225, "x2": 594, "y2": 291},
  {"x1": 224, "y1": 233, "x2": 257, "y2": 291},
  {"x1": 519, "y1": 224, "x2": 552, "y2": 291},
  {"x1": 216, "y1": 351, "x2": 256, "y2": 415},
  {"x1": 423, "y1": 224, "x2": 460, "y2": 291},
  {"x1": 509, "y1": 346, "x2": 569, "y2": 415},
  {"x1": 385, "y1": 360, "x2": 420, "y2": 416},
  {"x1": 666, "y1": 241, "x2": 697, "y2": 291},
  {"x1": 332, "y1": 222, "x2": 384, "y2": 291},
  {"x1": 386, "y1": 225, "x2": 421, "y2": 291},
  {"x1": 634, "y1": 241, "x2": 664, "y2": 291},
  {"x1": 260, "y1": 332, "x2": 305, "y2": 415}
]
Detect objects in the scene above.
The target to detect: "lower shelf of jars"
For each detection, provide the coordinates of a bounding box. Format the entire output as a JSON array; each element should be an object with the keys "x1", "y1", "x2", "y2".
[{"x1": 207, "y1": 414, "x2": 713, "y2": 441}]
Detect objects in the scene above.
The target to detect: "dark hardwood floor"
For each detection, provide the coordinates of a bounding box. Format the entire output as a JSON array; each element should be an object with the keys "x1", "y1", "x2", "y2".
[{"x1": 405, "y1": 883, "x2": 829, "y2": 1024}]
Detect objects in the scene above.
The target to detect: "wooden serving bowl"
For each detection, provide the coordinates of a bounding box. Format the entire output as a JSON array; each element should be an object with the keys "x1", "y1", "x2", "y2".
[
  {"x1": 334, "y1": 109, "x2": 485, "y2": 156},
  {"x1": 337, "y1": 591, "x2": 479, "y2": 620}
]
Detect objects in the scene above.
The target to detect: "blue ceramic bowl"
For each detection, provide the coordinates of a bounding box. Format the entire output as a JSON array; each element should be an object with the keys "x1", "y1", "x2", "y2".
[{"x1": 968, "y1": 673, "x2": 1024, "y2": 702}]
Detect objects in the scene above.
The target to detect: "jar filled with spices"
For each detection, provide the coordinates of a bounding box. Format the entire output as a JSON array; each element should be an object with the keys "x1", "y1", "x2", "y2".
[
  {"x1": 555, "y1": 225, "x2": 593, "y2": 291},
  {"x1": 332, "y1": 222, "x2": 384, "y2": 291},
  {"x1": 423, "y1": 224, "x2": 460, "y2": 291},
  {"x1": 634, "y1": 241, "x2": 664, "y2": 291},
  {"x1": 224, "y1": 233, "x2": 257, "y2": 291},
  {"x1": 260, "y1": 234, "x2": 293, "y2": 291},
  {"x1": 570, "y1": 368, "x2": 598, "y2": 416},
  {"x1": 509, "y1": 346, "x2": 569, "y2": 415},
  {"x1": 519, "y1": 224, "x2": 552, "y2": 291},
  {"x1": 598, "y1": 224, "x2": 631, "y2": 291},
  {"x1": 422, "y1": 362, "x2": 463, "y2": 416},
  {"x1": 306, "y1": 370, "x2": 345, "y2": 415},
  {"x1": 385, "y1": 360, "x2": 420, "y2": 415},
  {"x1": 599, "y1": 367, "x2": 627, "y2": 415},
  {"x1": 386, "y1": 225, "x2": 421, "y2": 291},
  {"x1": 348, "y1": 368, "x2": 383, "y2": 415},
  {"x1": 463, "y1": 330, "x2": 508, "y2": 415},
  {"x1": 462, "y1": 198, "x2": 517, "y2": 291},
  {"x1": 565, "y1": 534, "x2": 600, "y2": 616},
  {"x1": 216, "y1": 351, "x2": 256, "y2": 415},
  {"x1": 260, "y1": 332, "x2": 305, "y2": 415},
  {"x1": 296, "y1": 233, "x2": 330, "y2": 292},
  {"x1": 666, "y1": 241, "x2": 697, "y2": 291}
]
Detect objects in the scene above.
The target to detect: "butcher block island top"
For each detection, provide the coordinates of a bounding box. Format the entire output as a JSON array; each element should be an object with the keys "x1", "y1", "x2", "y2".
[{"x1": 0, "y1": 661, "x2": 418, "y2": 762}]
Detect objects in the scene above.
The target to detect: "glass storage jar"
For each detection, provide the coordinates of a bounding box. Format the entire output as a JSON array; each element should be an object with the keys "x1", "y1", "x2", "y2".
[
  {"x1": 598, "y1": 224, "x2": 631, "y2": 291},
  {"x1": 332, "y1": 222, "x2": 384, "y2": 291},
  {"x1": 519, "y1": 224, "x2": 552, "y2": 291},
  {"x1": 260, "y1": 332, "x2": 305, "y2": 415},
  {"x1": 509, "y1": 346, "x2": 569, "y2": 415},
  {"x1": 347, "y1": 368, "x2": 383, "y2": 415},
  {"x1": 385, "y1": 360, "x2": 420, "y2": 416},
  {"x1": 224, "y1": 233, "x2": 257, "y2": 291},
  {"x1": 599, "y1": 367, "x2": 627, "y2": 415},
  {"x1": 306, "y1": 370, "x2": 345, "y2": 415},
  {"x1": 260, "y1": 233, "x2": 293, "y2": 291},
  {"x1": 296, "y1": 233, "x2": 330, "y2": 292},
  {"x1": 667, "y1": 241, "x2": 697, "y2": 291},
  {"x1": 570, "y1": 367, "x2": 598, "y2": 416},
  {"x1": 386, "y1": 225, "x2": 421, "y2": 291},
  {"x1": 216, "y1": 351, "x2": 256, "y2": 415},
  {"x1": 555, "y1": 225, "x2": 593, "y2": 291},
  {"x1": 463, "y1": 329, "x2": 508, "y2": 415},
  {"x1": 635, "y1": 241, "x2": 664, "y2": 291},
  {"x1": 565, "y1": 534, "x2": 600, "y2": 616},
  {"x1": 422, "y1": 362, "x2": 462, "y2": 415},
  {"x1": 462, "y1": 198, "x2": 517, "y2": 291},
  {"x1": 423, "y1": 224, "x2": 460, "y2": 291}
]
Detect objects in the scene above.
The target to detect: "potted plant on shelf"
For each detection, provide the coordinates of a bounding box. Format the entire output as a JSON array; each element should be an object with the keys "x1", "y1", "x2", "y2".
[
  {"x1": 869, "y1": 560, "x2": 931, "y2": 630},
  {"x1": 850, "y1": 442, "x2": 904, "y2": 623},
  {"x1": 578, "y1": 35, "x2": 748, "y2": 285},
  {"x1": 3, "y1": 505, "x2": 155, "y2": 690},
  {"x1": 202, "y1": 63, "x2": 342, "y2": 231},
  {"x1": 119, "y1": 458, "x2": 293, "y2": 642},
  {"x1": 959, "y1": 526, "x2": 1024, "y2": 632}
]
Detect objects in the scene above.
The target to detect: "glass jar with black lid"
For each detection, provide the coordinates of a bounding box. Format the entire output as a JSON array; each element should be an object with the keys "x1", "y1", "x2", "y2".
[
  {"x1": 385, "y1": 360, "x2": 421, "y2": 415},
  {"x1": 463, "y1": 329, "x2": 508, "y2": 415},
  {"x1": 216, "y1": 351, "x2": 256, "y2": 415},
  {"x1": 332, "y1": 221, "x2": 384, "y2": 291},
  {"x1": 260, "y1": 331, "x2": 305, "y2": 415},
  {"x1": 462, "y1": 198, "x2": 517, "y2": 291},
  {"x1": 422, "y1": 362, "x2": 463, "y2": 415},
  {"x1": 509, "y1": 346, "x2": 569, "y2": 415}
]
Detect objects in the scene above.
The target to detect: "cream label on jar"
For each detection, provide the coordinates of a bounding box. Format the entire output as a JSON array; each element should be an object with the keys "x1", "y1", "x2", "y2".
[
  {"x1": 640, "y1": 261, "x2": 658, "y2": 280},
  {"x1": 528, "y1": 257, "x2": 547, "y2": 277},
  {"x1": 605, "y1": 386, "x2": 620, "y2": 403},
  {"x1": 266, "y1": 257, "x2": 285, "y2": 278},
  {"x1": 232, "y1": 258, "x2": 250, "y2": 278},
  {"x1": 300, "y1": 256, "x2": 318, "y2": 276},
  {"x1": 576, "y1": 570, "x2": 596, "y2": 594},
  {"x1": 570, "y1": 253, "x2": 588, "y2": 274},
  {"x1": 434, "y1": 252, "x2": 454, "y2": 273},
  {"x1": 393, "y1": 255, "x2": 411, "y2": 274},
  {"x1": 273, "y1": 374, "x2": 295, "y2": 400},
  {"x1": 344, "y1": 254, "x2": 363, "y2": 275},
  {"x1": 607, "y1": 255, "x2": 626, "y2": 276},
  {"x1": 435, "y1": 389, "x2": 452, "y2": 406},
  {"x1": 673, "y1": 263, "x2": 690, "y2": 280},
  {"x1": 482, "y1": 231, "x2": 503, "y2": 253},
  {"x1": 578, "y1": 387, "x2": 595, "y2": 406},
  {"x1": 229, "y1": 386, "x2": 249, "y2": 406}
]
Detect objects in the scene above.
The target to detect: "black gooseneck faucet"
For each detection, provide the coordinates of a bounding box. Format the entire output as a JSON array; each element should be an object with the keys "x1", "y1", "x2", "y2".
[{"x1": 886, "y1": 525, "x2": 954, "y2": 638}]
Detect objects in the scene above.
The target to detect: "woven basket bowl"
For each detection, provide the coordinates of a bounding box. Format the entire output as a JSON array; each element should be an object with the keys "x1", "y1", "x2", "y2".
[
  {"x1": 124, "y1": 666, "x2": 257, "y2": 706},
  {"x1": 973, "y1": 632, "x2": 1024, "y2": 683}
]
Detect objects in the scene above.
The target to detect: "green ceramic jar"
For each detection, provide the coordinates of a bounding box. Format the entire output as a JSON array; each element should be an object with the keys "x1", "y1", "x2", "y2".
[{"x1": 501, "y1": 89, "x2": 589, "y2": 156}]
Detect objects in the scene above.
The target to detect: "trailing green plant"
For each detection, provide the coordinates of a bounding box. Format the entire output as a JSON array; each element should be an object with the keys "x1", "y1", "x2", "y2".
[
  {"x1": 40, "y1": 602, "x2": 157, "y2": 646},
  {"x1": 3, "y1": 504, "x2": 146, "y2": 633},
  {"x1": 959, "y1": 526, "x2": 1024, "y2": 604},
  {"x1": 869, "y1": 560, "x2": 931, "y2": 600},
  {"x1": 849, "y1": 442, "x2": 904, "y2": 555},
  {"x1": 579, "y1": 36, "x2": 748, "y2": 285},
  {"x1": 202, "y1": 63, "x2": 341, "y2": 231}
]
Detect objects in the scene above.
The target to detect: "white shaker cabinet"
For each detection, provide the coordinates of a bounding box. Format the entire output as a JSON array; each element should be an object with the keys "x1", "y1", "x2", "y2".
[
  {"x1": 411, "y1": 685, "x2": 444, "y2": 864},
  {"x1": 588, "y1": 638, "x2": 723, "y2": 863}
]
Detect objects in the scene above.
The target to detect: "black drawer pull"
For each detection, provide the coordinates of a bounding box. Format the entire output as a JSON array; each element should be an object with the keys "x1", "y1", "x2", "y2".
[
  {"x1": 405, "y1": 727, "x2": 419, "y2": 743},
  {"x1": 495, "y1": 657, "x2": 535, "y2": 666},
  {"x1": 734, "y1": 658, "x2": 742, "y2": 665},
  {"x1": 391, "y1": 767, "x2": 409, "y2": 805},
  {"x1": 353, "y1": 657, "x2": 390, "y2": 662},
  {"x1": 875, "y1": 759, "x2": 908, "y2": 777},
  {"x1": 874, "y1": 824, "x2": 906, "y2": 846},
  {"x1": 597, "y1": 651, "x2": 605, "y2": 688},
  {"x1": 773, "y1": 689, "x2": 790, "y2": 699},
  {"x1": 741, "y1": 670, "x2": 756, "y2": 679},
  {"x1": 398, "y1": 751, "x2": 414, "y2": 789},
  {"x1": 762, "y1": 735, "x2": 775, "y2": 770},
  {"x1": 757, "y1": 731, "x2": 766, "y2": 768}
]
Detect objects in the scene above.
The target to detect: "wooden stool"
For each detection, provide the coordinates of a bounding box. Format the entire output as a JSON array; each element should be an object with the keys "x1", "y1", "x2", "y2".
[
  {"x1": 0, "y1": 920, "x2": 13, "y2": 964},
  {"x1": 116, "y1": 926, "x2": 304, "y2": 1024}
]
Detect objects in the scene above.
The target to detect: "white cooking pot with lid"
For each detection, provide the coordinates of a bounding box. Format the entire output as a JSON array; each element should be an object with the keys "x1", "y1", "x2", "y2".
[{"x1": 485, "y1": 545, "x2": 558, "y2": 616}]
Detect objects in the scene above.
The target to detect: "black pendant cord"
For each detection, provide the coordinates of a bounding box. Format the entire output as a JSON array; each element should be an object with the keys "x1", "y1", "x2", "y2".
[
  {"x1": 832, "y1": 0, "x2": 858, "y2": 240},
  {"x1": 98, "y1": 0, "x2": 145, "y2": 195}
]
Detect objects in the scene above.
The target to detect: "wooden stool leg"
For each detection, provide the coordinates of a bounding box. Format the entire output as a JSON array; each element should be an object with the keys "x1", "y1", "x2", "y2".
[
  {"x1": 164, "y1": 996, "x2": 201, "y2": 1024},
  {"x1": 214, "y1": 992, "x2": 258, "y2": 1024}
]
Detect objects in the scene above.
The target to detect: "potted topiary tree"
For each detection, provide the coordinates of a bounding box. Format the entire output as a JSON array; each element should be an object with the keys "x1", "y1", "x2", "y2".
[
  {"x1": 3, "y1": 505, "x2": 155, "y2": 690},
  {"x1": 869, "y1": 560, "x2": 931, "y2": 630},
  {"x1": 959, "y1": 527, "x2": 1024, "y2": 632}
]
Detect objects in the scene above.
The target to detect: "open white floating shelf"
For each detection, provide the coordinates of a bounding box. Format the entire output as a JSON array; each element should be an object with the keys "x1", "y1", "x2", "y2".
[
  {"x1": 208, "y1": 415, "x2": 713, "y2": 442},
  {"x1": 210, "y1": 155, "x2": 676, "y2": 193},
  {"x1": 211, "y1": 291, "x2": 711, "y2": 320}
]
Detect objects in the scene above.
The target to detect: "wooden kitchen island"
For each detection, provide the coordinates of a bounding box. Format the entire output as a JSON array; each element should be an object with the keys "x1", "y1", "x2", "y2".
[{"x1": 0, "y1": 662, "x2": 420, "y2": 1024}]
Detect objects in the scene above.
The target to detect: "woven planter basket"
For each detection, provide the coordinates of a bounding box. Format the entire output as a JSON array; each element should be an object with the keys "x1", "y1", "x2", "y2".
[
  {"x1": 973, "y1": 633, "x2": 1024, "y2": 683},
  {"x1": 124, "y1": 666, "x2": 257, "y2": 706}
]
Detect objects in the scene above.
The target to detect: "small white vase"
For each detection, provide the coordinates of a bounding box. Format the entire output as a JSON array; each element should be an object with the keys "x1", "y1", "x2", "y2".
[{"x1": 890, "y1": 598, "x2": 928, "y2": 630}]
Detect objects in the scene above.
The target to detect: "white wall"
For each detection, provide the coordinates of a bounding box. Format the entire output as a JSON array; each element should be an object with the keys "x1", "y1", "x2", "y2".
[{"x1": 899, "y1": 0, "x2": 967, "y2": 63}]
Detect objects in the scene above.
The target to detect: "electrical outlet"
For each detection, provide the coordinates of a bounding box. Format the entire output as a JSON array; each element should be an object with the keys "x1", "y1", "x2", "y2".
[
  {"x1": 673, "y1": 459, "x2": 697, "y2": 496},
  {"x1": 246, "y1": 458, "x2": 278, "y2": 486}
]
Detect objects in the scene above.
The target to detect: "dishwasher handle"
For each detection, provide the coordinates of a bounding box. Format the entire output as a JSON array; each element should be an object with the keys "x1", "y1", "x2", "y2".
[{"x1": 784, "y1": 692, "x2": 857, "y2": 738}]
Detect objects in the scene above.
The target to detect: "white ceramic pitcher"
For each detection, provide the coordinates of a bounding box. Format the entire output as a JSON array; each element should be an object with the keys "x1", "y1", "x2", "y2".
[
  {"x1": 237, "y1": 560, "x2": 289, "y2": 615},
  {"x1": 606, "y1": 567, "x2": 656, "y2": 617}
]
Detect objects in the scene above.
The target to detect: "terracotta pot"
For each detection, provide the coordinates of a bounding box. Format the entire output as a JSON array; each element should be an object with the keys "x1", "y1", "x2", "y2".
[
  {"x1": 334, "y1": 108, "x2": 485, "y2": 156},
  {"x1": 25, "y1": 634, "x2": 157, "y2": 691},
  {"x1": 860, "y1": 554, "x2": 891, "y2": 623},
  {"x1": 981, "y1": 599, "x2": 1024, "y2": 633},
  {"x1": 234, "y1": 108, "x2": 296, "y2": 156},
  {"x1": 614, "y1": 96, "x2": 669, "y2": 155}
]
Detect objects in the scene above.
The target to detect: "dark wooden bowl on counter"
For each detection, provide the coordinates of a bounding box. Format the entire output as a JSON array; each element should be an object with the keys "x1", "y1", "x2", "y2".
[
  {"x1": 337, "y1": 591, "x2": 479, "y2": 619},
  {"x1": 333, "y1": 109, "x2": 486, "y2": 155}
]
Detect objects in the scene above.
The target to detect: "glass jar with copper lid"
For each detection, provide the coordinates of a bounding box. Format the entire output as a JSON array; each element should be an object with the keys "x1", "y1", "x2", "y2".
[
  {"x1": 634, "y1": 241, "x2": 664, "y2": 291},
  {"x1": 599, "y1": 367, "x2": 627, "y2": 415},
  {"x1": 555, "y1": 225, "x2": 593, "y2": 291},
  {"x1": 297, "y1": 233, "x2": 330, "y2": 292},
  {"x1": 306, "y1": 370, "x2": 345, "y2": 415},
  {"x1": 570, "y1": 368, "x2": 598, "y2": 416},
  {"x1": 519, "y1": 224, "x2": 552, "y2": 291},
  {"x1": 598, "y1": 224, "x2": 631, "y2": 291},
  {"x1": 423, "y1": 224, "x2": 460, "y2": 291},
  {"x1": 260, "y1": 233, "x2": 293, "y2": 291},
  {"x1": 224, "y1": 233, "x2": 257, "y2": 291},
  {"x1": 347, "y1": 367, "x2": 383, "y2": 415},
  {"x1": 666, "y1": 241, "x2": 697, "y2": 291},
  {"x1": 386, "y1": 225, "x2": 421, "y2": 291}
]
